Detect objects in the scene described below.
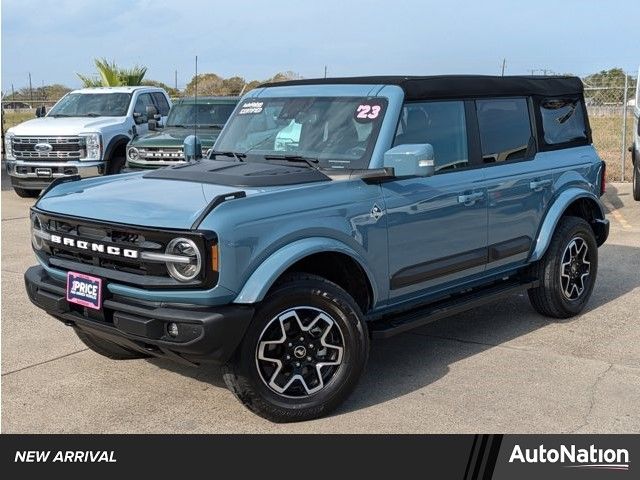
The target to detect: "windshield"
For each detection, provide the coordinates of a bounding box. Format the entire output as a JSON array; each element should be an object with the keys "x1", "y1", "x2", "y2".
[
  {"x1": 48, "y1": 93, "x2": 131, "y2": 117},
  {"x1": 215, "y1": 96, "x2": 388, "y2": 169},
  {"x1": 167, "y1": 103, "x2": 236, "y2": 127}
]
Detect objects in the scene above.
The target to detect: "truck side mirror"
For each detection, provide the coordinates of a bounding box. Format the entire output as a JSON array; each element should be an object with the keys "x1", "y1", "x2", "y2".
[
  {"x1": 183, "y1": 135, "x2": 202, "y2": 161},
  {"x1": 35, "y1": 106, "x2": 46, "y2": 117},
  {"x1": 146, "y1": 105, "x2": 159, "y2": 130},
  {"x1": 383, "y1": 144, "x2": 435, "y2": 177}
]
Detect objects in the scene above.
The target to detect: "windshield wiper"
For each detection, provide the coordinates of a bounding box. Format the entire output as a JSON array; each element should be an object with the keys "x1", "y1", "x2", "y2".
[
  {"x1": 200, "y1": 124, "x2": 224, "y2": 129},
  {"x1": 263, "y1": 154, "x2": 320, "y2": 170},
  {"x1": 209, "y1": 150, "x2": 246, "y2": 162},
  {"x1": 83, "y1": 113, "x2": 101, "y2": 117},
  {"x1": 49, "y1": 114, "x2": 70, "y2": 117}
]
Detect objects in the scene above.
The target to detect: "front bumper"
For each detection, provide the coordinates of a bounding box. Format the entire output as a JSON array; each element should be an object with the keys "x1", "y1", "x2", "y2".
[
  {"x1": 6, "y1": 159, "x2": 105, "y2": 190},
  {"x1": 25, "y1": 265, "x2": 254, "y2": 365}
]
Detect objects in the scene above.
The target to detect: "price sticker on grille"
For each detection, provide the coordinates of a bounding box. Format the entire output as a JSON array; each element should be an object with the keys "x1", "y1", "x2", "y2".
[{"x1": 66, "y1": 271, "x2": 102, "y2": 310}]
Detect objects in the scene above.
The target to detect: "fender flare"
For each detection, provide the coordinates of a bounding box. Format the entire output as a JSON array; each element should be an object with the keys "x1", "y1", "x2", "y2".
[
  {"x1": 103, "y1": 134, "x2": 131, "y2": 162},
  {"x1": 233, "y1": 237, "x2": 378, "y2": 305},
  {"x1": 529, "y1": 188, "x2": 606, "y2": 262}
]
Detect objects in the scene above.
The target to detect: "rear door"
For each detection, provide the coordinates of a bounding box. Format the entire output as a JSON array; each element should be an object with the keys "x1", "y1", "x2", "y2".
[
  {"x1": 476, "y1": 97, "x2": 552, "y2": 270},
  {"x1": 382, "y1": 100, "x2": 488, "y2": 303}
]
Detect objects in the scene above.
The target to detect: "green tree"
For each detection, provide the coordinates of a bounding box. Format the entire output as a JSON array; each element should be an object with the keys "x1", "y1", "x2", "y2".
[
  {"x1": 77, "y1": 58, "x2": 148, "y2": 87},
  {"x1": 583, "y1": 68, "x2": 637, "y2": 105},
  {"x1": 141, "y1": 79, "x2": 180, "y2": 97},
  {"x1": 184, "y1": 73, "x2": 224, "y2": 96}
]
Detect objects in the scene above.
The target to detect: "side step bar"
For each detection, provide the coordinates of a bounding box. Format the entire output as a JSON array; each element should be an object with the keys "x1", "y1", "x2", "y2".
[{"x1": 370, "y1": 278, "x2": 539, "y2": 339}]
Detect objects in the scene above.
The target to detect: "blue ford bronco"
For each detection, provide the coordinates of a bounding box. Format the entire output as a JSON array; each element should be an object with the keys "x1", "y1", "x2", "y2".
[{"x1": 25, "y1": 75, "x2": 609, "y2": 422}]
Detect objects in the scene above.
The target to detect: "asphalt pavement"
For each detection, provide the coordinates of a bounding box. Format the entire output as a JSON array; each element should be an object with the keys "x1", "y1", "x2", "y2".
[{"x1": 1, "y1": 173, "x2": 639, "y2": 433}]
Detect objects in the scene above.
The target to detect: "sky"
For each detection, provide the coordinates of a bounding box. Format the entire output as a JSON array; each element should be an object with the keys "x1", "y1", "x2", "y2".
[{"x1": 1, "y1": 0, "x2": 639, "y2": 92}]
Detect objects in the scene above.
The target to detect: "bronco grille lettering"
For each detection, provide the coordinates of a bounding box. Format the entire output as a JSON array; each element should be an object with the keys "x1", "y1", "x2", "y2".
[{"x1": 50, "y1": 235, "x2": 139, "y2": 259}]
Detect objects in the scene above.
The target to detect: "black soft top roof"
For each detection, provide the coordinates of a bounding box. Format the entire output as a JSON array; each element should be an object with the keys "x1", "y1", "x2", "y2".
[{"x1": 260, "y1": 75, "x2": 584, "y2": 100}]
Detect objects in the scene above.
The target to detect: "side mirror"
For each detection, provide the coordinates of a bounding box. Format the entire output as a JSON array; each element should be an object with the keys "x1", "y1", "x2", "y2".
[
  {"x1": 133, "y1": 112, "x2": 145, "y2": 124},
  {"x1": 383, "y1": 144, "x2": 435, "y2": 177},
  {"x1": 183, "y1": 135, "x2": 202, "y2": 161},
  {"x1": 35, "y1": 106, "x2": 46, "y2": 117}
]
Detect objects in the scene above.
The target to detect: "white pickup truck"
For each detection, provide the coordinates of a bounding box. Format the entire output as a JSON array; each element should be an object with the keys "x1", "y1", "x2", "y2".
[{"x1": 4, "y1": 86, "x2": 171, "y2": 197}]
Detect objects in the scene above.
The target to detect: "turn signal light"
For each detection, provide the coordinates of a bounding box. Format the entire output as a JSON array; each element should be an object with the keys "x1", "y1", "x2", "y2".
[{"x1": 211, "y1": 244, "x2": 219, "y2": 272}]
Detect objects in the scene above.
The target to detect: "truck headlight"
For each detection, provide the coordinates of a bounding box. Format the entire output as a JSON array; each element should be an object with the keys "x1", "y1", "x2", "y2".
[
  {"x1": 5, "y1": 132, "x2": 15, "y2": 160},
  {"x1": 165, "y1": 238, "x2": 201, "y2": 282},
  {"x1": 127, "y1": 146, "x2": 140, "y2": 161},
  {"x1": 79, "y1": 133, "x2": 102, "y2": 161}
]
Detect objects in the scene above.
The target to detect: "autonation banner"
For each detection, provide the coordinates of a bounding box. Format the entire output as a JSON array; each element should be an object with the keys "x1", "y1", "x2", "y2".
[{"x1": 1, "y1": 434, "x2": 636, "y2": 478}]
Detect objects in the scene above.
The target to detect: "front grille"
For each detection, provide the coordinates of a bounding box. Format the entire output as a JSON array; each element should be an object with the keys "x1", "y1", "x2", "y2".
[
  {"x1": 138, "y1": 147, "x2": 185, "y2": 162},
  {"x1": 32, "y1": 210, "x2": 217, "y2": 289},
  {"x1": 13, "y1": 136, "x2": 83, "y2": 161}
]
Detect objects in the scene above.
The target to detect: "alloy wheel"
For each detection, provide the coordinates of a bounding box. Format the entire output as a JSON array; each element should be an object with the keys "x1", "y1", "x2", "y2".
[
  {"x1": 255, "y1": 307, "x2": 344, "y2": 398},
  {"x1": 560, "y1": 237, "x2": 591, "y2": 300}
]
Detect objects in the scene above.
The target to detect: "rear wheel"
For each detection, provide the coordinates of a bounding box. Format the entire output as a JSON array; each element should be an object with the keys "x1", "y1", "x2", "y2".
[
  {"x1": 13, "y1": 187, "x2": 40, "y2": 198},
  {"x1": 75, "y1": 330, "x2": 150, "y2": 360},
  {"x1": 223, "y1": 273, "x2": 369, "y2": 422},
  {"x1": 528, "y1": 216, "x2": 598, "y2": 318}
]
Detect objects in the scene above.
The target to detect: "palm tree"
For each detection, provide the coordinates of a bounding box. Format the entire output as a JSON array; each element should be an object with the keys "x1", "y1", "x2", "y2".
[{"x1": 77, "y1": 58, "x2": 147, "y2": 87}]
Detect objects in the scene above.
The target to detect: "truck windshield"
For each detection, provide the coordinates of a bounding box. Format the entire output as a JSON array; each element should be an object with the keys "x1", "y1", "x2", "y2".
[
  {"x1": 48, "y1": 93, "x2": 131, "y2": 117},
  {"x1": 166, "y1": 103, "x2": 236, "y2": 128},
  {"x1": 215, "y1": 96, "x2": 388, "y2": 169}
]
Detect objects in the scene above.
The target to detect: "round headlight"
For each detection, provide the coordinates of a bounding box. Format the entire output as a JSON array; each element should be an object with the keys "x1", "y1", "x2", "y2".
[
  {"x1": 128, "y1": 147, "x2": 139, "y2": 161},
  {"x1": 165, "y1": 238, "x2": 201, "y2": 282},
  {"x1": 31, "y1": 214, "x2": 44, "y2": 250}
]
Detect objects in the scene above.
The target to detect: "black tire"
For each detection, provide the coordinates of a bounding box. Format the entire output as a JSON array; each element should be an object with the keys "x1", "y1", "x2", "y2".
[
  {"x1": 223, "y1": 273, "x2": 369, "y2": 422},
  {"x1": 106, "y1": 155, "x2": 126, "y2": 175},
  {"x1": 13, "y1": 187, "x2": 40, "y2": 198},
  {"x1": 75, "y1": 329, "x2": 150, "y2": 360},
  {"x1": 633, "y1": 156, "x2": 640, "y2": 201},
  {"x1": 528, "y1": 216, "x2": 598, "y2": 319}
]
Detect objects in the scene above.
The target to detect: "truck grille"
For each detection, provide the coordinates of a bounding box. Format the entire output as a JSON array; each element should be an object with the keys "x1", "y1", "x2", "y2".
[
  {"x1": 12, "y1": 136, "x2": 83, "y2": 161},
  {"x1": 32, "y1": 211, "x2": 217, "y2": 289},
  {"x1": 138, "y1": 147, "x2": 185, "y2": 162}
]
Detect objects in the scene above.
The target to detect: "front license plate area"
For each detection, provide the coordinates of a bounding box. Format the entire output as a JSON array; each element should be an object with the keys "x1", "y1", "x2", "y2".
[{"x1": 66, "y1": 271, "x2": 102, "y2": 310}]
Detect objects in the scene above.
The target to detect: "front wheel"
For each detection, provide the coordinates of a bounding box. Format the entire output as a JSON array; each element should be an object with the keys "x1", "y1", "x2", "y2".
[
  {"x1": 528, "y1": 216, "x2": 598, "y2": 318},
  {"x1": 223, "y1": 273, "x2": 369, "y2": 422},
  {"x1": 106, "y1": 155, "x2": 126, "y2": 175},
  {"x1": 13, "y1": 187, "x2": 40, "y2": 198},
  {"x1": 633, "y1": 157, "x2": 640, "y2": 201}
]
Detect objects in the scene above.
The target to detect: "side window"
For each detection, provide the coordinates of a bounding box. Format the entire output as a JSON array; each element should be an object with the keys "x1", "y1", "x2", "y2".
[
  {"x1": 133, "y1": 93, "x2": 155, "y2": 121},
  {"x1": 151, "y1": 92, "x2": 170, "y2": 116},
  {"x1": 476, "y1": 98, "x2": 532, "y2": 163},
  {"x1": 539, "y1": 97, "x2": 587, "y2": 145},
  {"x1": 394, "y1": 100, "x2": 469, "y2": 172}
]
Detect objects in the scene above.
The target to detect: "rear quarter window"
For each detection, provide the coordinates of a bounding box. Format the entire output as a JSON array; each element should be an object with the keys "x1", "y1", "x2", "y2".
[{"x1": 539, "y1": 97, "x2": 587, "y2": 145}]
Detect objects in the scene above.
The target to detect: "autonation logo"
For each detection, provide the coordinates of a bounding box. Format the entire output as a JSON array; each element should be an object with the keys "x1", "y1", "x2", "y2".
[{"x1": 509, "y1": 444, "x2": 630, "y2": 471}]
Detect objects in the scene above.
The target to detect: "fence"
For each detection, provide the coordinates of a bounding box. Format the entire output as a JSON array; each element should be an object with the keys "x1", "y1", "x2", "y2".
[
  {"x1": 2, "y1": 84, "x2": 639, "y2": 181},
  {"x1": 584, "y1": 79, "x2": 637, "y2": 182}
]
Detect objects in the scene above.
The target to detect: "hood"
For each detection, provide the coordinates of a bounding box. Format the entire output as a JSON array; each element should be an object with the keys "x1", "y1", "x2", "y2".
[
  {"x1": 130, "y1": 126, "x2": 221, "y2": 148},
  {"x1": 36, "y1": 161, "x2": 330, "y2": 229},
  {"x1": 8, "y1": 116, "x2": 127, "y2": 136},
  {"x1": 35, "y1": 170, "x2": 268, "y2": 229}
]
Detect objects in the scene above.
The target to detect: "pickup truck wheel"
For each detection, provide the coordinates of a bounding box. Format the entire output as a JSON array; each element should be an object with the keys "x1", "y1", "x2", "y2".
[
  {"x1": 13, "y1": 187, "x2": 40, "y2": 198},
  {"x1": 633, "y1": 158, "x2": 640, "y2": 201},
  {"x1": 75, "y1": 330, "x2": 150, "y2": 360},
  {"x1": 528, "y1": 216, "x2": 598, "y2": 319},
  {"x1": 106, "y1": 155, "x2": 126, "y2": 175},
  {"x1": 223, "y1": 273, "x2": 369, "y2": 422}
]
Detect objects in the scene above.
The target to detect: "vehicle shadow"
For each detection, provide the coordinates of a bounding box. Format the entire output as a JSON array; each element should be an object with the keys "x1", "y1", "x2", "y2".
[{"x1": 146, "y1": 242, "x2": 640, "y2": 419}]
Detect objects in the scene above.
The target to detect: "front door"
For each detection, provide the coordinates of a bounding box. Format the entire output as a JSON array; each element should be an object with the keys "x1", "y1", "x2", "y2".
[{"x1": 382, "y1": 99, "x2": 488, "y2": 304}]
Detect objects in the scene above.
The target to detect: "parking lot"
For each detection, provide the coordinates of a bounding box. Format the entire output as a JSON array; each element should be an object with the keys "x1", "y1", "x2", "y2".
[{"x1": 1, "y1": 172, "x2": 639, "y2": 433}]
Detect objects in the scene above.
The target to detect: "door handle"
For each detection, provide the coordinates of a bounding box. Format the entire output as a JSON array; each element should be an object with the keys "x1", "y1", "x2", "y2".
[
  {"x1": 458, "y1": 192, "x2": 484, "y2": 206},
  {"x1": 529, "y1": 179, "x2": 552, "y2": 191}
]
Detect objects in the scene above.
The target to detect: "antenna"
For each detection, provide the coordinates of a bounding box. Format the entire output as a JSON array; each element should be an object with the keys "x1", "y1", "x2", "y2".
[{"x1": 194, "y1": 55, "x2": 198, "y2": 141}]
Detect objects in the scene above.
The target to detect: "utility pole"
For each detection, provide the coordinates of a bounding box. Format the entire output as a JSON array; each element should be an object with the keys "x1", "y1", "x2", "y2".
[
  {"x1": 28, "y1": 72, "x2": 33, "y2": 104},
  {"x1": 324, "y1": 65, "x2": 327, "y2": 78},
  {"x1": 175, "y1": 70, "x2": 178, "y2": 91},
  {"x1": 621, "y1": 73, "x2": 629, "y2": 181},
  {"x1": 501, "y1": 59, "x2": 506, "y2": 76}
]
